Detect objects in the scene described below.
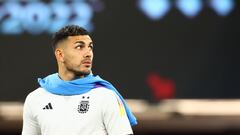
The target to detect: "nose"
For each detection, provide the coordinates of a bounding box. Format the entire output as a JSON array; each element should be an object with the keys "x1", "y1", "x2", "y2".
[{"x1": 83, "y1": 48, "x2": 93, "y2": 58}]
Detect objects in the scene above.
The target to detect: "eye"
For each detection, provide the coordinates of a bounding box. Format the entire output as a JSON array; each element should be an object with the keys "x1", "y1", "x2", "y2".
[
  {"x1": 75, "y1": 44, "x2": 84, "y2": 50},
  {"x1": 89, "y1": 45, "x2": 93, "y2": 50}
]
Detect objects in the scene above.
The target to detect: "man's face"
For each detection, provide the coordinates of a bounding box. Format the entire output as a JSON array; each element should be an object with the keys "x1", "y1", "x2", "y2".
[{"x1": 58, "y1": 35, "x2": 93, "y2": 76}]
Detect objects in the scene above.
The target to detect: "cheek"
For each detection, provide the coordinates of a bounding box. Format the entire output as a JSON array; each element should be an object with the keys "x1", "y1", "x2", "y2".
[{"x1": 64, "y1": 54, "x2": 84, "y2": 65}]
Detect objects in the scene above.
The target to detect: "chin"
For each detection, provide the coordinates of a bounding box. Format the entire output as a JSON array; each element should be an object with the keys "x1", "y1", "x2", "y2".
[
  {"x1": 83, "y1": 68, "x2": 91, "y2": 74},
  {"x1": 75, "y1": 69, "x2": 91, "y2": 76}
]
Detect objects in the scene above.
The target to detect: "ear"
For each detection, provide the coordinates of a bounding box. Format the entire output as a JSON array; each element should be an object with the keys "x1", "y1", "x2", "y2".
[{"x1": 55, "y1": 48, "x2": 64, "y2": 63}]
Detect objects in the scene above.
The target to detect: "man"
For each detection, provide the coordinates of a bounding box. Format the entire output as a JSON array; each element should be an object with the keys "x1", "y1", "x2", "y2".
[{"x1": 22, "y1": 25, "x2": 137, "y2": 135}]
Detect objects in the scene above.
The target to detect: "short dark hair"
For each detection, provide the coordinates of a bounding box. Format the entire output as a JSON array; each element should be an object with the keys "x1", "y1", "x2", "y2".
[{"x1": 52, "y1": 25, "x2": 89, "y2": 50}]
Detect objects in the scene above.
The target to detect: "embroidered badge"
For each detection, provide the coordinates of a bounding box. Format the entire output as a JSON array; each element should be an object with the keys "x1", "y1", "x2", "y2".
[{"x1": 78, "y1": 96, "x2": 90, "y2": 113}]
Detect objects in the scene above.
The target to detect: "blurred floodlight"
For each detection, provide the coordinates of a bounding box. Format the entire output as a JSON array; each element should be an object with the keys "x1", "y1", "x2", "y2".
[
  {"x1": 0, "y1": 1, "x2": 97, "y2": 34},
  {"x1": 209, "y1": 0, "x2": 235, "y2": 16},
  {"x1": 48, "y1": 2, "x2": 71, "y2": 33},
  {"x1": 0, "y1": 102, "x2": 23, "y2": 121},
  {"x1": 137, "y1": 0, "x2": 171, "y2": 20},
  {"x1": 69, "y1": 2, "x2": 94, "y2": 32},
  {"x1": 176, "y1": 0, "x2": 202, "y2": 18},
  {"x1": 1, "y1": 2, "x2": 23, "y2": 34},
  {"x1": 22, "y1": 2, "x2": 51, "y2": 35},
  {"x1": 71, "y1": 2, "x2": 93, "y2": 21},
  {"x1": 0, "y1": 6, "x2": 6, "y2": 21},
  {"x1": 158, "y1": 99, "x2": 240, "y2": 116}
]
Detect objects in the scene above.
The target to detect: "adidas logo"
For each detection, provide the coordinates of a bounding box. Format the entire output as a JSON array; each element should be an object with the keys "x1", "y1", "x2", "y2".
[{"x1": 43, "y1": 103, "x2": 53, "y2": 110}]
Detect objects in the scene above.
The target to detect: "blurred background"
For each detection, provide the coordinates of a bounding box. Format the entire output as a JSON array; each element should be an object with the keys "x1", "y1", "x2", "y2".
[{"x1": 0, "y1": 0, "x2": 240, "y2": 134}]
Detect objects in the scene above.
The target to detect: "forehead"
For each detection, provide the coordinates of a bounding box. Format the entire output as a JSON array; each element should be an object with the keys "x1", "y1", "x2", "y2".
[{"x1": 67, "y1": 35, "x2": 92, "y2": 43}]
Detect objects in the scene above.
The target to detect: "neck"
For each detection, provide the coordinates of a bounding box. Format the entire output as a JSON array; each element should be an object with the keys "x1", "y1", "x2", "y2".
[{"x1": 58, "y1": 68, "x2": 85, "y2": 81}]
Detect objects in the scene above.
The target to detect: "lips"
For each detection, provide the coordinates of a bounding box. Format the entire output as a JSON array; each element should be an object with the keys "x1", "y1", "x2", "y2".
[{"x1": 82, "y1": 60, "x2": 92, "y2": 65}]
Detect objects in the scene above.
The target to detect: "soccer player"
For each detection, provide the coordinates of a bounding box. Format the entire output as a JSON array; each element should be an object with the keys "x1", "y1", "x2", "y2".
[{"x1": 22, "y1": 25, "x2": 137, "y2": 135}]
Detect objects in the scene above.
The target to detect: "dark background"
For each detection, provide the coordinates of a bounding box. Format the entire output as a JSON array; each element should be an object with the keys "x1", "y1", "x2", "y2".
[{"x1": 0, "y1": 0, "x2": 239, "y2": 102}]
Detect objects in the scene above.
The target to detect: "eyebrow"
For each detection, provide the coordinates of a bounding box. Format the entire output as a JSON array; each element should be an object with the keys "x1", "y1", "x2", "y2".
[{"x1": 74, "y1": 41, "x2": 93, "y2": 45}]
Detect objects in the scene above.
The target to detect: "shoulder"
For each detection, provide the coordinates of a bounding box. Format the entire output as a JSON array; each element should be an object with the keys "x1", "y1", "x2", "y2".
[
  {"x1": 90, "y1": 87, "x2": 118, "y2": 99},
  {"x1": 24, "y1": 87, "x2": 47, "y2": 103},
  {"x1": 88, "y1": 87, "x2": 121, "y2": 106},
  {"x1": 23, "y1": 87, "x2": 48, "y2": 116}
]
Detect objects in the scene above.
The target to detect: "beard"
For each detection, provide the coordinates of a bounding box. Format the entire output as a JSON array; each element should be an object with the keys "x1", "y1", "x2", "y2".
[
  {"x1": 63, "y1": 57, "x2": 92, "y2": 78},
  {"x1": 67, "y1": 66, "x2": 91, "y2": 77},
  {"x1": 74, "y1": 69, "x2": 91, "y2": 76}
]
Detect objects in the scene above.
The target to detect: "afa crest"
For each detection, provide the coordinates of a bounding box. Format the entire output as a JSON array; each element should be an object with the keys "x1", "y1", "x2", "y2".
[{"x1": 78, "y1": 96, "x2": 90, "y2": 113}]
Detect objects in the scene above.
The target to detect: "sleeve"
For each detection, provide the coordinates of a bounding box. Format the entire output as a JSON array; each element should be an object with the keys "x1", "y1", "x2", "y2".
[
  {"x1": 103, "y1": 91, "x2": 133, "y2": 135},
  {"x1": 21, "y1": 94, "x2": 41, "y2": 135}
]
